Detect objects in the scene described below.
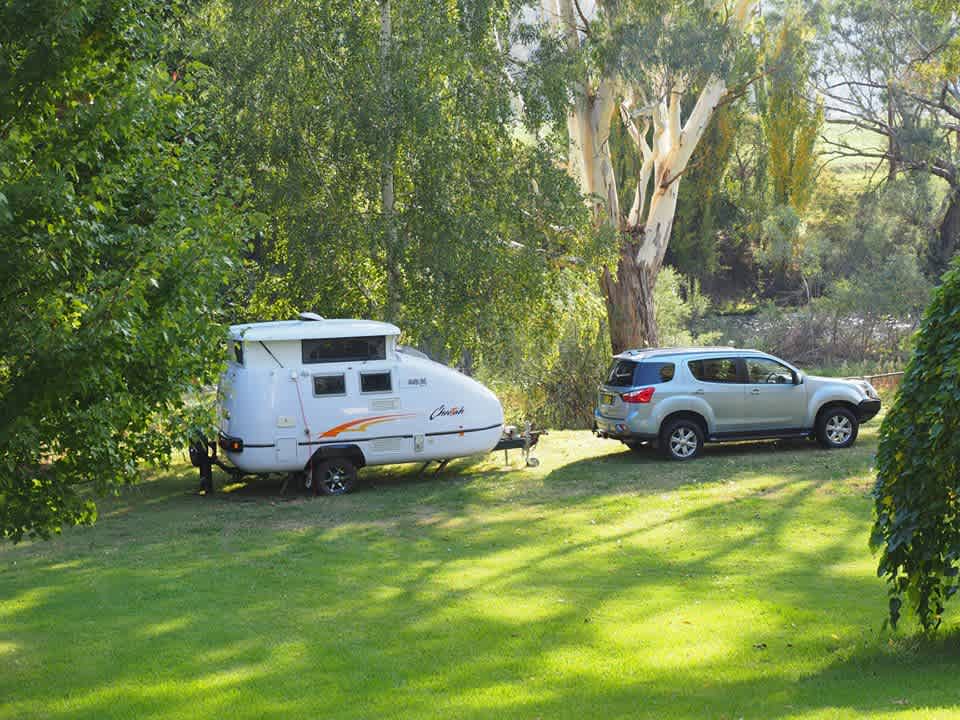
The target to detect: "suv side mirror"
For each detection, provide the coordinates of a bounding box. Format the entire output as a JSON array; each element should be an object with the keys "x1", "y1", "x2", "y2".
[{"x1": 792, "y1": 371, "x2": 802, "y2": 385}]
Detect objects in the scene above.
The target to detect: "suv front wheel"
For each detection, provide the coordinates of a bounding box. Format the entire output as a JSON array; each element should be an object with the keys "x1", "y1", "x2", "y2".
[
  {"x1": 660, "y1": 418, "x2": 704, "y2": 461},
  {"x1": 816, "y1": 406, "x2": 859, "y2": 449}
]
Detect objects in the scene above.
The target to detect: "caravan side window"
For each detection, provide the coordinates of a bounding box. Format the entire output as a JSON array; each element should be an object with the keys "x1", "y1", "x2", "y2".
[
  {"x1": 313, "y1": 374, "x2": 346, "y2": 397},
  {"x1": 360, "y1": 371, "x2": 392, "y2": 393},
  {"x1": 302, "y1": 336, "x2": 386, "y2": 364}
]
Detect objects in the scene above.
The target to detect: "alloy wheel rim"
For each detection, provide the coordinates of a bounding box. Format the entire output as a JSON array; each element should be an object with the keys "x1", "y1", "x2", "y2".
[
  {"x1": 670, "y1": 427, "x2": 698, "y2": 457},
  {"x1": 826, "y1": 415, "x2": 852, "y2": 444},
  {"x1": 324, "y1": 467, "x2": 348, "y2": 493}
]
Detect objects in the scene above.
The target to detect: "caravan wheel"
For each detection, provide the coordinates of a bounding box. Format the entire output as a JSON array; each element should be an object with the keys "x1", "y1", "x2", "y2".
[{"x1": 313, "y1": 458, "x2": 358, "y2": 496}]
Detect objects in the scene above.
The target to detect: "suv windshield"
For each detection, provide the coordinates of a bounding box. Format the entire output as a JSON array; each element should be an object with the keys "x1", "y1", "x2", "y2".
[{"x1": 606, "y1": 360, "x2": 676, "y2": 387}]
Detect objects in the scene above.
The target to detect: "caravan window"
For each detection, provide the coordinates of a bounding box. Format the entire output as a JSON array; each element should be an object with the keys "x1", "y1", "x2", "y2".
[
  {"x1": 360, "y1": 371, "x2": 392, "y2": 393},
  {"x1": 313, "y1": 374, "x2": 346, "y2": 397},
  {"x1": 302, "y1": 336, "x2": 386, "y2": 364}
]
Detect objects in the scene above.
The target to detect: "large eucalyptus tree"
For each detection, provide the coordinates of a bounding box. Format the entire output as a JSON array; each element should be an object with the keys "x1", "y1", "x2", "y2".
[{"x1": 530, "y1": 0, "x2": 759, "y2": 350}]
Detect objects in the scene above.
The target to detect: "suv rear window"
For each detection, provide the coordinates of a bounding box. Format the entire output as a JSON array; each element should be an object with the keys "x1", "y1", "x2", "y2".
[{"x1": 605, "y1": 360, "x2": 676, "y2": 387}]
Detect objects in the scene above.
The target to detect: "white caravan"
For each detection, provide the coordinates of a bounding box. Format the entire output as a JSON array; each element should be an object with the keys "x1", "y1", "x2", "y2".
[{"x1": 192, "y1": 314, "x2": 538, "y2": 495}]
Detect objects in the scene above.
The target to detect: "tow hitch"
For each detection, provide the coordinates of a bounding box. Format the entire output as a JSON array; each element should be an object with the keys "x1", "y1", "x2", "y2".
[{"x1": 493, "y1": 422, "x2": 546, "y2": 467}]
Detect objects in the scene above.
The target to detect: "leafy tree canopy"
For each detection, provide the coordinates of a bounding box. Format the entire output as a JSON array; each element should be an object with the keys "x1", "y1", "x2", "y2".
[
  {"x1": 0, "y1": 0, "x2": 248, "y2": 540},
  {"x1": 217, "y1": 0, "x2": 593, "y2": 363}
]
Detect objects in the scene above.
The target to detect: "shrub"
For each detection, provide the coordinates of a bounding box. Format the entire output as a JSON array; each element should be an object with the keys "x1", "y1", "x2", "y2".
[
  {"x1": 696, "y1": 251, "x2": 929, "y2": 367},
  {"x1": 655, "y1": 267, "x2": 716, "y2": 346},
  {"x1": 870, "y1": 257, "x2": 960, "y2": 631},
  {"x1": 481, "y1": 268, "x2": 716, "y2": 430}
]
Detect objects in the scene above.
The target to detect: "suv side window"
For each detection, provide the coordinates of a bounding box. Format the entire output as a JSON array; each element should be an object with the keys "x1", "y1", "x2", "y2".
[
  {"x1": 606, "y1": 360, "x2": 637, "y2": 387},
  {"x1": 746, "y1": 358, "x2": 794, "y2": 384},
  {"x1": 688, "y1": 357, "x2": 741, "y2": 383}
]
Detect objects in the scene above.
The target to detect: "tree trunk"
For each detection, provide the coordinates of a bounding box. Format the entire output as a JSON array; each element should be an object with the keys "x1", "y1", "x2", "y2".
[
  {"x1": 380, "y1": 0, "x2": 401, "y2": 322},
  {"x1": 601, "y1": 240, "x2": 650, "y2": 352},
  {"x1": 886, "y1": 85, "x2": 898, "y2": 183},
  {"x1": 931, "y1": 186, "x2": 960, "y2": 276}
]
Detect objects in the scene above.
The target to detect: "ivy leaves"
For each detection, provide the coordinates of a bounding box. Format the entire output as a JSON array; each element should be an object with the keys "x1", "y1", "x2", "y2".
[{"x1": 871, "y1": 257, "x2": 960, "y2": 631}]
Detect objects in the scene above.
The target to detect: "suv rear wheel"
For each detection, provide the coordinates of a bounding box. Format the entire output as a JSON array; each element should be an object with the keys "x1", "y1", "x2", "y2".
[
  {"x1": 816, "y1": 407, "x2": 859, "y2": 449},
  {"x1": 660, "y1": 418, "x2": 704, "y2": 461}
]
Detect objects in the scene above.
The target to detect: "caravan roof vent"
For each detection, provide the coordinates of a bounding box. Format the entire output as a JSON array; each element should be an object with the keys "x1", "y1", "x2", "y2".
[{"x1": 298, "y1": 312, "x2": 325, "y2": 322}]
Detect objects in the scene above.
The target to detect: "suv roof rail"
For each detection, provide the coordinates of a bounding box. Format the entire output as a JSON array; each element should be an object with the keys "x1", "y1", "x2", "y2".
[{"x1": 614, "y1": 345, "x2": 746, "y2": 358}]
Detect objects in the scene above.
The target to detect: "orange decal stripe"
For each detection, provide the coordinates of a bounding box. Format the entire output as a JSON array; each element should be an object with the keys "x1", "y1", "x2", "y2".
[{"x1": 320, "y1": 413, "x2": 416, "y2": 438}]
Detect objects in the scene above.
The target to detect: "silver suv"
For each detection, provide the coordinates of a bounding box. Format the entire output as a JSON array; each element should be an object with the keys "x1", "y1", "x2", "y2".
[{"x1": 594, "y1": 348, "x2": 882, "y2": 461}]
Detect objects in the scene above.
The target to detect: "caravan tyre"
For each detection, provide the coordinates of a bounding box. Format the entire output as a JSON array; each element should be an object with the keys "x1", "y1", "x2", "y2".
[{"x1": 313, "y1": 458, "x2": 358, "y2": 496}]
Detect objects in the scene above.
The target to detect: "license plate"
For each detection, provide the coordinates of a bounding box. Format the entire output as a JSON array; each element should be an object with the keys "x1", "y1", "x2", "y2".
[{"x1": 601, "y1": 393, "x2": 615, "y2": 405}]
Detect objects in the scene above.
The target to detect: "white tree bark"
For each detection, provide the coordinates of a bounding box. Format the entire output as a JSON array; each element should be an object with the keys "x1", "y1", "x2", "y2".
[
  {"x1": 541, "y1": 0, "x2": 757, "y2": 351},
  {"x1": 550, "y1": 0, "x2": 621, "y2": 227},
  {"x1": 547, "y1": 0, "x2": 758, "y2": 349}
]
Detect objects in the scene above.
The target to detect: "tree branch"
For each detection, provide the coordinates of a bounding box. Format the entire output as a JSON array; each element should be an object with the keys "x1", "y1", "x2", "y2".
[{"x1": 572, "y1": 0, "x2": 592, "y2": 37}]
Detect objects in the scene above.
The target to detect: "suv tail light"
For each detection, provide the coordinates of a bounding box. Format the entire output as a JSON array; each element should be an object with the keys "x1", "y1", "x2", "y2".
[{"x1": 621, "y1": 387, "x2": 655, "y2": 403}]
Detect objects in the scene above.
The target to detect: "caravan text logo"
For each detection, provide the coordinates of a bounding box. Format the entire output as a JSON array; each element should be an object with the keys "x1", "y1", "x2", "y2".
[{"x1": 430, "y1": 405, "x2": 465, "y2": 420}]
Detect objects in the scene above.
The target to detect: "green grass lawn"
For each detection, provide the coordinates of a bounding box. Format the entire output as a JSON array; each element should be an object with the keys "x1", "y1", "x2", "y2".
[{"x1": 3, "y1": 423, "x2": 960, "y2": 719}]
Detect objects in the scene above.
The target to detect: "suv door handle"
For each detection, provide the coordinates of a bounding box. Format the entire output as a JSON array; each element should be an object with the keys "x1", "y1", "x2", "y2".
[
  {"x1": 694, "y1": 389, "x2": 705, "y2": 395},
  {"x1": 750, "y1": 388, "x2": 761, "y2": 395}
]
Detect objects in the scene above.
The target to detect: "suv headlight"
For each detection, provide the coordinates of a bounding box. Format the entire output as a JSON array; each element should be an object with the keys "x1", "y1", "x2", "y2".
[{"x1": 857, "y1": 381, "x2": 879, "y2": 400}]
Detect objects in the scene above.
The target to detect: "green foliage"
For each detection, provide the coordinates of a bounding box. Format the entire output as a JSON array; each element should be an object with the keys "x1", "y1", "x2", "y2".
[
  {"x1": 814, "y1": 176, "x2": 938, "y2": 284},
  {"x1": 749, "y1": 6, "x2": 823, "y2": 298},
  {"x1": 756, "y1": 203, "x2": 821, "y2": 301},
  {"x1": 600, "y1": 0, "x2": 747, "y2": 93},
  {"x1": 914, "y1": 0, "x2": 960, "y2": 75},
  {"x1": 518, "y1": 0, "x2": 750, "y2": 128},
  {"x1": 654, "y1": 267, "x2": 715, "y2": 346},
  {"x1": 700, "y1": 251, "x2": 929, "y2": 367},
  {"x1": 871, "y1": 257, "x2": 960, "y2": 632},
  {"x1": 478, "y1": 271, "x2": 608, "y2": 430},
  {"x1": 0, "y1": 1, "x2": 248, "y2": 540},
  {"x1": 484, "y1": 268, "x2": 713, "y2": 429},
  {"x1": 820, "y1": 0, "x2": 959, "y2": 277},
  {"x1": 217, "y1": 0, "x2": 591, "y2": 362},
  {"x1": 760, "y1": 5, "x2": 822, "y2": 214},
  {"x1": 669, "y1": 104, "x2": 741, "y2": 281}
]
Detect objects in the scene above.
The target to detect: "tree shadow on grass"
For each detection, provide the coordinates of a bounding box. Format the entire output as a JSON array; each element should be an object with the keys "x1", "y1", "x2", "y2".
[
  {"x1": 3, "y1": 430, "x2": 927, "y2": 720},
  {"x1": 192, "y1": 422, "x2": 876, "y2": 503},
  {"x1": 207, "y1": 448, "x2": 523, "y2": 502},
  {"x1": 3, "y1": 497, "x2": 954, "y2": 720}
]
